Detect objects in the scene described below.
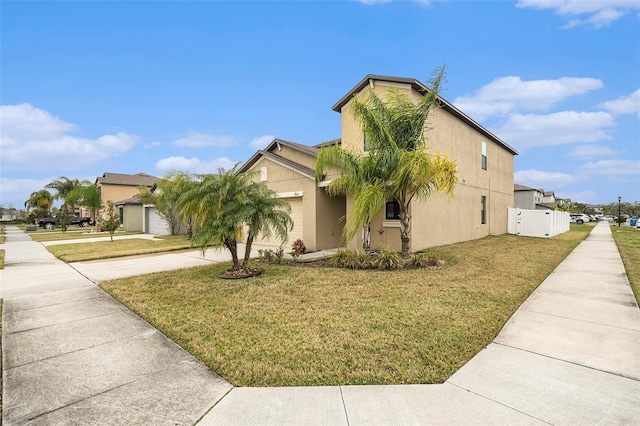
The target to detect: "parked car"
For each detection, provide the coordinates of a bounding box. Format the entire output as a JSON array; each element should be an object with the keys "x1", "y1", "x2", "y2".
[
  {"x1": 602, "y1": 215, "x2": 614, "y2": 222},
  {"x1": 35, "y1": 215, "x2": 93, "y2": 230},
  {"x1": 570, "y1": 214, "x2": 590, "y2": 225}
]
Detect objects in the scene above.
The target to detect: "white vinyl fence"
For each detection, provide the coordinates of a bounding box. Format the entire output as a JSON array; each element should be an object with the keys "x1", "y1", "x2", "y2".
[{"x1": 508, "y1": 208, "x2": 570, "y2": 238}]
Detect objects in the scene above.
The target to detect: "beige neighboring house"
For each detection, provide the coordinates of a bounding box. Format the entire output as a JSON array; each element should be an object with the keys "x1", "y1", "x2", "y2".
[
  {"x1": 238, "y1": 138, "x2": 345, "y2": 251},
  {"x1": 95, "y1": 172, "x2": 158, "y2": 220},
  {"x1": 242, "y1": 74, "x2": 518, "y2": 253},
  {"x1": 114, "y1": 195, "x2": 143, "y2": 232}
]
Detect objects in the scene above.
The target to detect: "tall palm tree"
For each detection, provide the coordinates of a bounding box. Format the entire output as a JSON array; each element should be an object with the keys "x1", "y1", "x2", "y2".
[
  {"x1": 327, "y1": 66, "x2": 458, "y2": 258},
  {"x1": 67, "y1": 182, "x2": 102, "y2": 229},
  {"x1": 178, "y1": 166, "x2": 293, "y2": 273},
  {"x1": 46, "y1": 176, "x2": 82, "y2": 205},
  {"x1": 315, "y1": 142, "x2": 386, "y2": 252},
  {"x1": 24, "y1": 189, "x2": 54, "y2": 217}
]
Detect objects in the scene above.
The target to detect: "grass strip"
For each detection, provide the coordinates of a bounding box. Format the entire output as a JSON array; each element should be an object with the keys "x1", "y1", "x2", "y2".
[
  {"x1": 610, "y1": 225, "x2": 640, "y2": 304},
  {"x1": 47, "y1": 237, "x2": 193, "y2": 262},
  {"x1": 0, "y1": 249, "x2": 4, "y2": 269},
  {"x1": 100, "y1": 225, "x2": 592, "y2": 387},
  {"x1": 30, "y1": 230, "x2": 142, "y2": 242}
]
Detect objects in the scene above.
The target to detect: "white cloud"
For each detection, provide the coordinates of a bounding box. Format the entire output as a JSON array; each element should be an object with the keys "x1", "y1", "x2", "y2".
[
  {"x1": 172, "y1": 132, "x2": 237, "y2": 148},
  {"x1": 559, "y1": 190, "x2": 597, "y2": 204},
  {"x1": 0, "y1": 177, "x2": 54, "y2": 208},
  {"x1": 516, "y1": 0, "x2": 640, "y2": 28},
  {"x1": 155, "y1": 156, "x2": 236, "y2": 174},
  {"x1": 358, "y1": 0, "x2": 393, "y2": 4},
  {"x1": 578, "y1": 159, "x2": 640, "y2": 178},
  {"x1": 566, "y1": 144, "x2": 618, "y2": 158},
  {"x1": 0, "y1": 103, "x2": 138, "y2": 172},
  {"x1": 250, "y1": 135, "x2": 275, "y2": 150},
  {"x1": 600, "y1": 89, "x2": 640, "y2": 118},
  {"x1": 494, "y1": 111, "x2": 615, "y2": 150},
  {"x1": 514, "y1": 169, "x2": 580, "y2": 188},
  {"x1": 453, "y1": 76, "x2": 603, "y2": 120}
]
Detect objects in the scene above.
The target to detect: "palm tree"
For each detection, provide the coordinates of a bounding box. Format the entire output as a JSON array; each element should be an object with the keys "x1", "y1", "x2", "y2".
[
  {"x1": 326, "y1": 66, "x2": 458, "y2": 258},
  {"x1": 46, "y1": 177, "x2": 83, "y2": 230},
  {"x1": 67, "y1": 182, "x2": 102, "y2": 229},
  {"x1": 178, "y1": 166, "x2": 293, "y2": 274},
  {"x1": 46, "y1": 177, "x2": 82, "y2": 205},
  {"x1": 24, "y1": 189, "x2": 54, "y2": 218},
  {"x1": 242, "y1": 182, "x2": 293, "y2": 268},
  {"x1": 315, "y1": 142, "x2": 386, "y2": 252}
]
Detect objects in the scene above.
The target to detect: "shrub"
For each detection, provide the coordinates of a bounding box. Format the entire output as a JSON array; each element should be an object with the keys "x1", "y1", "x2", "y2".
[
  {"x1": 373, "y1": 246, "x2": 403, "y2": 270},
  {"x1": 354, "y1": 250, "x2": 372, "y2": 269},
  {"x1": 291, "y1": 239, "x2": 306, "y2": 261},
  {"x1": 411, "y1": 250, "x2": 443, "y2": 268},
  {"x1": 331, "y1": 249, "x2": 350, "y2": 268},
  {"x1": 258, "y1": 247, "x2": 285, "y2": 264}
]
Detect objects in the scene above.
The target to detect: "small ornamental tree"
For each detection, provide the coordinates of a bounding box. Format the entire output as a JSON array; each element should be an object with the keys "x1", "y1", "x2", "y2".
[{"x1": 100, "y1": 201, "x2": 121, "y2": 241}]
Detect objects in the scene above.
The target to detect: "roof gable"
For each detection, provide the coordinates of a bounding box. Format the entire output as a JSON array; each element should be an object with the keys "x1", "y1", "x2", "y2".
[
  {"x1": 332, "y1": 74, "x2": 518, "y2": 156},
  {"x1": 238, "y1": 138, "x2": 318, "y2": 178}
]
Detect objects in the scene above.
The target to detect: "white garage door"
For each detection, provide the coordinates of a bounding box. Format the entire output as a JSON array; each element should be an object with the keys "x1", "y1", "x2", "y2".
[
  {"x1": 146, "y1": 207, "x2": 169, "y2": 235},
  {"x1": 251, "y1": 197, "x2": 304, "y2": 248},
  {"x1": 286, "y1": 197, "x2": 304, "y2": 247}
]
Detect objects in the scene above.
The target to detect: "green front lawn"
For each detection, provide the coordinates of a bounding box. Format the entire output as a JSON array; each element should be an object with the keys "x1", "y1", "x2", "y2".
[
  {"x1": 30, "y1": 230, "x2": 142, "y2": 242},
  {"x1": 47, "y1": 236, "x2": 193, "y2": 262},
  {"x1": 100, "y1": 225, "x2": 592, "y2": 387},
  {"x1": 611, "y1": 225, "x2": 640, "y2": 303}
]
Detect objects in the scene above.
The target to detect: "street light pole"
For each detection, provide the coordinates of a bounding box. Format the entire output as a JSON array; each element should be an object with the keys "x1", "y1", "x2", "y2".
[{"x1": 618, "y1": 196, "x2": 622, "y2": 227}]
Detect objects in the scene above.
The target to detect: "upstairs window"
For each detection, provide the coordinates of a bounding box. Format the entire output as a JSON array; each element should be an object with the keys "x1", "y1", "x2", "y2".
[
  {"x1": 481, "y1": 141, "x2": 487, "y2": 170},
  {"x1": 481, "y1": 196, "x2": 486, "y2": 224},
  {"x1": 364, "y1": 134, "x2": 373, "y2": 151},
  {"x1": 386, "y1": 199, "x2": 400, "y2": 220}
]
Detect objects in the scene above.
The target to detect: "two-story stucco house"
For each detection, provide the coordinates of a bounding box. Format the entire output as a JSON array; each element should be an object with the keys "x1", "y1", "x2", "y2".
[
  {"x1": 241, "y1": 74, "x2": 518, "y2": 253},
  {"x1": 95, "y1": 172, "x2": 158, "y2": 220}
]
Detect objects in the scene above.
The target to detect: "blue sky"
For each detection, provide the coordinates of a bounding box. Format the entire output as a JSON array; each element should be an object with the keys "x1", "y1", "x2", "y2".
[{"x1": 1, "y1": 0, "x2": 639, "y2": 209}]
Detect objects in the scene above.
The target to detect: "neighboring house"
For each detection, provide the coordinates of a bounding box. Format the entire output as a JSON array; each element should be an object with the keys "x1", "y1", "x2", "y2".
[
  {"x1": 96, "y1": 172, "x2": 158, "y2": 219},
  {"x1": 332, "y1": 74, "x2": 518, "y2": 252},
  {"x1": 114, "y1": 195, "x2": 143, "y2": 232},
  {"x1": 238, "y1": 138, "x2": 345, "y2": 251},
  {"x1": 514, "y1": 184, "x2": 552, "y2": 211},
  {"x1": 241, "y1": 74, "x2": 518, "y2": 253}
]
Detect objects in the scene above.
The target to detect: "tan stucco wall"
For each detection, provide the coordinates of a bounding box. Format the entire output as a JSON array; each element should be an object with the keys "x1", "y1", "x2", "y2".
[
  {"x1": 273, "y1": 145, "x2": 317, "y2": 171},
  {"x1": 122, "y1": 204, "x2": 143, "y2": 232},
  {"x1": 98, "y1": 184, "x2": 143, "y2": 219},
  {"x1": 315, "y1": 187, "x2": 345, "y2": 250},
  {"x1": 340, "y1": 79, "x2": 514, "y2": 252}
]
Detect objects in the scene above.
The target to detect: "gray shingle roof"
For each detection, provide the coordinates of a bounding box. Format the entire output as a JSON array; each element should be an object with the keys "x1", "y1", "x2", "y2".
[{"x1": 96, "y1": 172, "x2": 158, "y2": 187}]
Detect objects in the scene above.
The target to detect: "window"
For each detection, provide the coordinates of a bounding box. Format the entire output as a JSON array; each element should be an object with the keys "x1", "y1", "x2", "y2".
[
  {"x1": 260, "y1": 166, "x2": 267, "y2": 182},
  {"x1": 481, "y1": 141, "x2": 487, "y2": 170},
  {"x1": 481, "y1": 196, "x2": 486, "y2": 225},
  {"x1": 386, "y1": 199, "x2": 400, "y2": 220},
  {"x1": 364, "y1": 134, "x2": 373, "y2": 151}
]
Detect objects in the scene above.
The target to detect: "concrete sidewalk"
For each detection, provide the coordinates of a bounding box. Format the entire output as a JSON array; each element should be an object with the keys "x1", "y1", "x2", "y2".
[
  {"x1": 1, "y1": 226, "x2": 232, "y2": 425},
  {"x1": 2, "y1": 222, "x2": 640, "y2": 425}
]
